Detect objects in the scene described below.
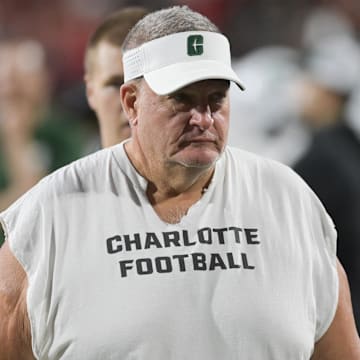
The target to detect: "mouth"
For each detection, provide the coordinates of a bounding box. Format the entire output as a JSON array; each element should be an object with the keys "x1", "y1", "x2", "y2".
[
  {"x1": 188, "y1": 137, "x2": 214, "y2": 143},
  {"x1": 180, "y1": 130, "x2": 216, "y2": 143},
  {"x1": 179, "y1": 137, "x2": 216, "y2": 149}
]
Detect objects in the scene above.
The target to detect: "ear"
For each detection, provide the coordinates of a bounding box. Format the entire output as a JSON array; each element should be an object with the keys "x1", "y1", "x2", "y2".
[
  {"x1": 84, "y1": 74, "x2": 97, "y2": 110},
  {"x1": 120, "y1": 82, "x2": 139, "y2": 125}
]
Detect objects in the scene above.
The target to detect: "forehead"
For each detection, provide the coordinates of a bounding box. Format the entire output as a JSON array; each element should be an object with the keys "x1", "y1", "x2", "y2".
[
  {"x1": 0, "y1": 41, "x2": 47, "y2": 78},
  {"x1": 92, "y1": 41, "x2": 124, "y2": 76}
]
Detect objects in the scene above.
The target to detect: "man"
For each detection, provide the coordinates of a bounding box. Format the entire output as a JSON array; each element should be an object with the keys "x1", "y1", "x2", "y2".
[
  {"x1": 293, "y1": 26, "x2": 360, "y2": 331},
  {"x1": 0, "y1": 37, "x2": 85, "y2": 246},
  {"x1": 84, "y1": 7, "x2": 148, "y2": 148},
  {"x1": 0, "y1": 6, "x2": 359, "y2": 359}
]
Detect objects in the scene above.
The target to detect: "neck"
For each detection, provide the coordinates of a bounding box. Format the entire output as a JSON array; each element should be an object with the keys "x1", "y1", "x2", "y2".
[
  {"x1": 124, "y1": 140, "x2": 214, "y2": 202},
  {"x1": 147, "y1": 165, "x2": 214, "y2": 225},
  {"x1": 148, "y1": 167, "x2": 214, "y2": 203},
  {"x1": 124, "y1": 140, "x2": 215, "y2": 224}
]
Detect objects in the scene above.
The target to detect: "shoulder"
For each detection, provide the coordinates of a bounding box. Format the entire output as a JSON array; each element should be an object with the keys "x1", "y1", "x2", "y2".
[
  {"x1": 31, "y1": 145, "x2": 117, "y2": 197},
  {"x1": 224, "y1": 146, "x2": 333, "y2": 227},
  {"x1": 0, "y1": 145, "x2": 120, "y2": 231},
  {"x1": 225, "y1": 146, "x2": 308, "y2": 192}
]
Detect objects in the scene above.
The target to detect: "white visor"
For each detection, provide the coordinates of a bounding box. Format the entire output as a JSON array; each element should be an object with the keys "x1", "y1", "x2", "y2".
[{"x1": 123, "y1": 31, "x2": 245, "y2": 95}]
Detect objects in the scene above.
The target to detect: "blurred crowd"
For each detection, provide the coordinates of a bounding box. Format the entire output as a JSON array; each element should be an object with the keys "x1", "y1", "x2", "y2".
[{"x1": 1, "y1": 0, "x2": 360, "y2": 329}]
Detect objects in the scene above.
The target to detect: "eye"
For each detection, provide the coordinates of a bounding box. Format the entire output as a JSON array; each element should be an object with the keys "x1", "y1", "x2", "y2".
[
  {"x1": 209, "y1": 91, "x2": 226, "y2": 103},
  {"x1": 171, "y1": 92, "x2": 191, "y2": 104},
  {"x1": 168, "y1": 92, "x2": 193, "y2": 112},
  {"x1": 108, "y1": 80, "x2": 123, "y2": 88},
  {"x1": 105, "y1": 76, "x2": 124, "y2": 88},
  {"x1": 209, "y1": 91, "x2": 227, "y2": 111}
]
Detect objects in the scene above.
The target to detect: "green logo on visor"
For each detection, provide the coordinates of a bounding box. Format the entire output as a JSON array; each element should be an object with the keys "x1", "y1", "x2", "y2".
[{"x1": 187, "y1": 35, "x2": 204, "y2": 56}]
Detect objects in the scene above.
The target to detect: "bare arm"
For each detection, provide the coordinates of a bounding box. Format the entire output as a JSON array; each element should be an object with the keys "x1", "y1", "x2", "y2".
[
  {"x1": 311, "y1": 259, "x2": 360, "y2": 359},
  {"x1": 0, "y1": 242, "x2": 35, "y2": 360}
]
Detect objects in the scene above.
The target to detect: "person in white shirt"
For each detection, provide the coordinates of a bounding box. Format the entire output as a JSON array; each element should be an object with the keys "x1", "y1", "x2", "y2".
[{"x1": 0, "y1": 5, "x2": 359, "y2": 360}]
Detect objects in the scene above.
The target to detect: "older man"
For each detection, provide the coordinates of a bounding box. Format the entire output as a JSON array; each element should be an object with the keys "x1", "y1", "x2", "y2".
[{"x1": 0, "y1": 6, "x2": 359, "y2": 360}]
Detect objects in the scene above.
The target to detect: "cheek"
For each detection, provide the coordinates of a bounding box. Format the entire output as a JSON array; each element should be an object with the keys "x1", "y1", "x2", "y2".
[
  {"x1": 98, "y1": 89, "x2": 122, "y2": 110},
  {"x1": 137, "y1": 97, "x2": 168, "y2": 128},
  {"x1": 214, "y1": 110, "x2": 230, "y2": 138},
  {"x1": 136, "y1": 108, "x2": 175, "y2": 149}
]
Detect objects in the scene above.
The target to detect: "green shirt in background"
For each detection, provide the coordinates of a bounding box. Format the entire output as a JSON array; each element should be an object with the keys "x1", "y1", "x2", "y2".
[{"x1": 0, "y1": 106, "x2": 88, "y2": 246}]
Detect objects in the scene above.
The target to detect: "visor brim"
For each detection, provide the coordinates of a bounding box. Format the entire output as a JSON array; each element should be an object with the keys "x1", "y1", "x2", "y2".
[{"x1": 144, "y1": 60, "x2": 245, "y2": 95}]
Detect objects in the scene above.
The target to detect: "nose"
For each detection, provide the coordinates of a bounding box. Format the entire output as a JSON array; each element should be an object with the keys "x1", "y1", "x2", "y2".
[{"x1": 189, "y1": 105, "x2": 214, "y2": 131}]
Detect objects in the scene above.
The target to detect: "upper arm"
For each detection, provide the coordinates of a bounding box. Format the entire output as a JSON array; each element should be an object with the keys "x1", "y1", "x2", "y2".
[
  {"x1": 311, "y1": 259, "x2": 360, "y2": 360},
  {"x1": 0, "y1": 241, "x2": 35, "y2": 360}
]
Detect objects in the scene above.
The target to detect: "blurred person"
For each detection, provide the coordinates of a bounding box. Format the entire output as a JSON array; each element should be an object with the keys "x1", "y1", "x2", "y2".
[
  {"x1": 0, "y1": 39, "x2": 49, "y2": 209},
  {"x1": 295, "y1": 84, "x2": 360, "y2": 333},
  {"x1": 0, "y1": 37, "x2": 86, "y2": 245},
  {"x1": 0, "y1": 5, "x2": 359, "y2": 359},
  {"x1": 227, "y1": 5, "x2": 360, "y2": 166},
  {"x1": 294, "y1": 6, "x2": 360, "y2": 131},
  {"x1": 84, "y1": 7, "x2": 148, "y2": 148},
  {"x1": 293, "y1": 5, "x2": 360, "y2": 331},
  {"x1": 227, "y1": 46, "x2": 310, "y2": 166}
]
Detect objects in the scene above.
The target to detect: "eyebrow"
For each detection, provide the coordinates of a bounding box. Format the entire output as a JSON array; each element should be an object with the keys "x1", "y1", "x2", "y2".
[{"x1": 103, "y1": 75, "x2": 124, "y2": 86}]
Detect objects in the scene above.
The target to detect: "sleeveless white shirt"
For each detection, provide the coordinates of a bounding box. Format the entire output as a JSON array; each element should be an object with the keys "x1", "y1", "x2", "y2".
[{"x1": 0, "y1": 143, "x2": 338, "y2": 360}]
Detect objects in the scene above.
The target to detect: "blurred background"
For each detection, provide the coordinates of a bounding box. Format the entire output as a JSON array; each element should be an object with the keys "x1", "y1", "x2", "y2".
[
  {"x1": 1, "y1": 0, "x2": 360, "y2": 329},
  {"x1": 1, "y1": 0, "x2": 360, "y2": 162}
]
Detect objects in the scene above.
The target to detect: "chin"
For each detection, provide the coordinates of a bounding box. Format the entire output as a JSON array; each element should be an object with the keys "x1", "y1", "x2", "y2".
[
  {"x1": 181, "y1": 161, "x2": 215, "y2": 169},
  {"x1": 171, "y1": 142, "x2": 224, "y2": 168},
  {"x1": 176, "y1": 150, "x2": 221, "y2": 169}
]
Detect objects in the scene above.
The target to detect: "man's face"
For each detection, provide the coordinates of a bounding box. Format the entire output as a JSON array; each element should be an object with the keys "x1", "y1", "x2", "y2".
[
  {"x1": 86, "y1": 41, "x2": 130, "y2": 143},
  {"x1": 131, "y1": 79, "x2": 230, "y2": 170},
  {"x1": 0, "y1": 41, "x2": 50, "y2": 135},
  {"x1": 0, "y1": 41, "x2": 49, "y2": 107}
]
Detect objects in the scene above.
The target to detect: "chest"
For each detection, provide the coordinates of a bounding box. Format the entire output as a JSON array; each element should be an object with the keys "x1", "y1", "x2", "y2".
[{"x1": 40, "y1": 194, "x2": 316, "y2": 360}]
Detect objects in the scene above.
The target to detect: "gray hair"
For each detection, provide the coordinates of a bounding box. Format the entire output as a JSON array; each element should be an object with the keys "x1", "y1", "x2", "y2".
[{"x1": 122, "y1": 6, "x2": 220, "y2": 51}]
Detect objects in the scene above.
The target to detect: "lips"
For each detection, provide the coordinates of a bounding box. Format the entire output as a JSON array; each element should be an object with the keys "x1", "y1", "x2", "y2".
[
  {"x1": 188, "y1": 137, "x2": 214, "y2": 143},
  {"x1": 180, "y1": 130, "x2": 216, "y2": 143}
]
